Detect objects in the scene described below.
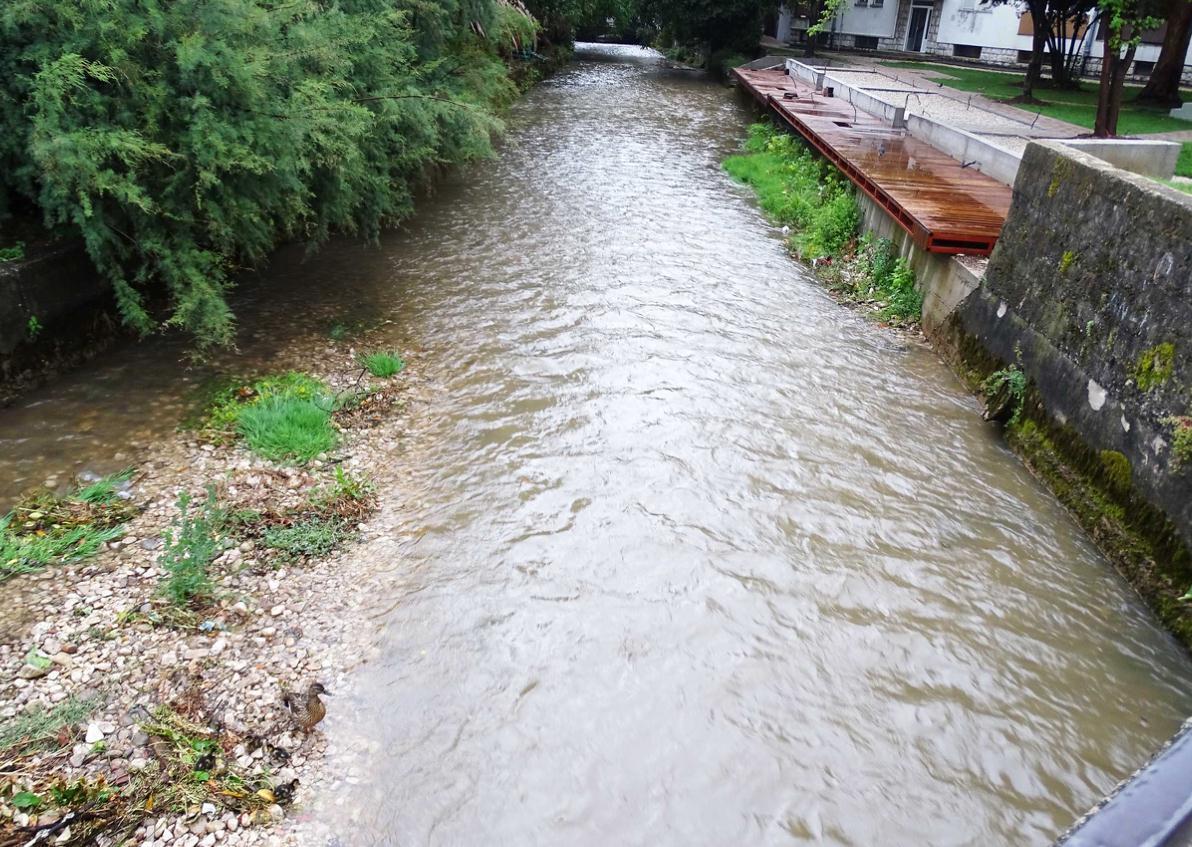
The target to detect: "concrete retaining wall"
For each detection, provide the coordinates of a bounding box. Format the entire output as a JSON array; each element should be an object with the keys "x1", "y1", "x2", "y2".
[
  {"x1": 951, "y1": 140, "x2": 1192, "y2": 550},
  {"x1": 904, "y1": 113, "x2": 1023, "y2": 185}
]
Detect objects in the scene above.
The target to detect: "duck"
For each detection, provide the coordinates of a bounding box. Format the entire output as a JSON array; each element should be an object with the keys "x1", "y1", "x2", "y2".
[{"x1": 281, "y1": 682, "x2": 331, "y2": 732}]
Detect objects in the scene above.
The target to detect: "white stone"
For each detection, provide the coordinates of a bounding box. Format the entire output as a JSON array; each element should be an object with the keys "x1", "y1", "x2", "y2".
[
  {"x1": 85, "y1": 723, "x2": 105, "y2": 743},
  {"x1": 1087, "y1": 379, "x2": 1107, "y2": 411}
]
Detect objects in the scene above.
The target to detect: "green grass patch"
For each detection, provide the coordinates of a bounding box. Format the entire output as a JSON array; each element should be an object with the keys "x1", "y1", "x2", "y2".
[
  {"x1": 192, "y1": 372, "x2": 340, "y2": 463},
  {"x1": 879, "y1": 61, "x2": 1192, "y2": 135},
  {"x1": 1, "y1": 471, "x2": 137, "y2": 582},
  {"x1": 237, "y1": 395, "x2": 338, "y2": 462},
  {"x1": 359, "y1": 351, "x2": 405, "y2": 378},
  {"x1": 1177, "y1": 143, "x2": 1192, "y2": 179},
  {"x1": 0, "y1": 696, "x2": 98, "y2": 756},
  {"x1": 724, "y1": 122, "x2": 859, "y2": 259}
]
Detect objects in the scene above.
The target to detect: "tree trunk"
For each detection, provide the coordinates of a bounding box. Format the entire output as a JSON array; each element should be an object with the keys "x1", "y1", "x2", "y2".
[
  {"x1": 1023, "y1": 27, "x2": 1049, "y2": 99},
  {"x1": 1096, "y1": 23, "x2": 1139, "y2": 137},
  {"x1": 1095, "y1": 21, "x2": 1116, "y2": 135},
  {"x1": 1136, "y1": 0, "x2": 1192, "y2": 107},
  {"x1": 804, "y1": 0, "x2": 819, "y2": 57}
]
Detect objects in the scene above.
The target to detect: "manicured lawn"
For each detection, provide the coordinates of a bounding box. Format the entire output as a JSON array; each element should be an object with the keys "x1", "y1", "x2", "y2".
[
  {"x1": 1179, "y1": 142, "x2": 1192, "y2": 178},
  {"x1": 880, "y1": 61, "x2": 1192, "y2": 135}
]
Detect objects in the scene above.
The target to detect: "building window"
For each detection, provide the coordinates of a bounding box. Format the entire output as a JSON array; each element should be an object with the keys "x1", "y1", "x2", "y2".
[
  {"x1": 1132, "y1": 60, "x2": 1155, "y2": 75},
  {"x1": 870, "y1": 0, "x2": 883, "y2": 6},
  {"x1": 855, "y1": 35, "x2": 879, "y2": 48},
  {"x1": 953, "y1": 44, "x2": 982, "y2": 59},
  {"x1": 1016, "y1": 49, "x2": 1033, "y2": 63},
  {"x1": 854, "y1": 0, "x2": 867, "y2": 6}
]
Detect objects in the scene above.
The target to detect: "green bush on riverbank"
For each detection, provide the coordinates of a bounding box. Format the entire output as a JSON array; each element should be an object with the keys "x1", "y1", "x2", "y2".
[
  {"x1": 0, "y1": 0, "x2": 543, "y2": 351},
  {"x1": 724, "y1": 122, "x2": 922, "y2": 325}
]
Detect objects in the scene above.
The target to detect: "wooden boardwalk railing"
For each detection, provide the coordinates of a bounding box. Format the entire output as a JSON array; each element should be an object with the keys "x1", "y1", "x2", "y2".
[{"x1": 732, "y1": 67, "x2": 1012, "y2": 256}]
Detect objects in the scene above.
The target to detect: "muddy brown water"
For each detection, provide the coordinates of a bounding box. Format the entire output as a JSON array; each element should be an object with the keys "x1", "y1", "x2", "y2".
[{"x1": 2, "y1": 44, "x2": 1191, "y2": 846}]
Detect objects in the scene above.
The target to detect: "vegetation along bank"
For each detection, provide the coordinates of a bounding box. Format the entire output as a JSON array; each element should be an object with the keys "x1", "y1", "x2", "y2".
[
  {"x1": 725, "y1": 115, "x2": 1192, "y2": 652},
  {"x1": 0, "y1": 337, "x2": 425, "y2": 845}
]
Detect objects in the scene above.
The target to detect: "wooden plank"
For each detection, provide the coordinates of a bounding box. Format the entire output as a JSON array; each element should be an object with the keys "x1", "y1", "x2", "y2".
[{"x1": 732, "y1": 67, "x2": 1012, "y2": 256}]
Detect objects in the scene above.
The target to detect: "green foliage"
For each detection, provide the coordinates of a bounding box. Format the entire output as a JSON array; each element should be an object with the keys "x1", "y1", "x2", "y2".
[
  {"x1": 159, "y1": 488, "x2": 221, "y2": 608},
  {"x1": 983, "y1": 364, "x2": 1028, "y2": 425},
  {"x1": 76, "y1": 468, "x2": 134, "y2": 505},
  {"x1": 0, "y1": 471, "x2": 136, "y2": 581},
  {"x1": 25, "y1": 314, "x2": 42, "y2": 339},
  {"x1": 808, "y1": 0, "x2": 848, "y2": 36},
  {"x1": 640, "y1": 0, "x2": 769, "y2": 52},
  {"x1": 724, "y1": 123, "x2": 858, "y2": 259},
  {"x1": 237, "y1": 395, "x2": 338, "y2": 462},
  {"x1": 1099, "y1": 449, "x2": 1133, "y2": 496},
  {"x1": 263, "y1": 517, "x2": 352, "y2": 561},
  {"x1": 359, "y1": 350, "x2": 406, "y2": 378},
  {"x1": 321, "y1": 466, "x2": 375, "y2": 504},
  {"x1": 0, "y1": 696, "x2": 98, "y2": 756},
  {"x1": 1134, "y1": 342, "x2": 1176, "y2": 391},
  {"x1": 1178, "y1": 143, "x2": 1192, "y2": 179},
  {"x1": 0, "y1": 242, "x2": 25, "y2": 261},
  {"x1": 0, "y1": 0, "x2": 534, "y2": 350},
  {"x1": 196, "y1": 371, "x2": 339, "y2": 461},
  {"x1": 1059, "y1": 250, "x2": 1077, "y2": 273}
]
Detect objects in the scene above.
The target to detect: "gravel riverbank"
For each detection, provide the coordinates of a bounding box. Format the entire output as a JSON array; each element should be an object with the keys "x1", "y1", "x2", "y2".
[{"x1": 0, "y1": 346, "x2": 428, "y2": 846}]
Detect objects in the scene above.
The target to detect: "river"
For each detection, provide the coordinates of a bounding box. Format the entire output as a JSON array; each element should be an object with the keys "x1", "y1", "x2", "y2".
[{"x1": 3, "y1": 44, "x2": 1192, "y2": 846}]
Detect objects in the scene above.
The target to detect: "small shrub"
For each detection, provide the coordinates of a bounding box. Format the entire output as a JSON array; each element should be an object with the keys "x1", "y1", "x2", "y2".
[
  {"x1": 26, "y1": 315, "x2": 42, "y2": 339},
  {"x1": 0, "y1": 242, "x2": 25, "y2": 262},
  {"x1": 263, "y1": 518, "x2": 351, "y2": 561},
  {"x1": 879, "y1": 258, "x2": 922, "y2": 322},
  {"x1": 159, "y1": 488, "x2": 222, "y2": 608},
  {"x1": 359, "y1": 351, "x2": 405, "y2": 378},
  {"x1": 983, "y1": 364, "x2": 1028, "y2": 425}
]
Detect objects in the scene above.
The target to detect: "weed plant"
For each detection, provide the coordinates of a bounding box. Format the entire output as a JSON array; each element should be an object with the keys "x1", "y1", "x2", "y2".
[
  {"x1": 359, "y1": 351, "x2": 405, "y2": 378},
  {"x1": 159, "y1": 488, "x2": 222, "y2": 608},
  {"x1": 1, "y1": 470, "x2": 137, "y2": 582}
]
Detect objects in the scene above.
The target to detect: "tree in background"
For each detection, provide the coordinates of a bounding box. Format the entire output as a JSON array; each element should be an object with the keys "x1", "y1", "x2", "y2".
[
  {"x1": 638, "y1": 0, "x2": 770, "y2": 55},
  {"x1": 983, "y1": 0, "x2": 1097, "y2": 101},
  {"x1": 1135, "y1": 0, "x2": 1192, "y2": 106},
  {"x1": 1094, "y1": 0, "x2": 1165, "y2": 135},
  {"x1": 0, "y1": 0, "x2": 540, "y2": 350}
]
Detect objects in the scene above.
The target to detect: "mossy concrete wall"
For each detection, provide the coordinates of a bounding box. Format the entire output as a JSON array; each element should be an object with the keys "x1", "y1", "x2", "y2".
[{"x1": 952, "y1": 140, "x2": 1192, "y2": 550}]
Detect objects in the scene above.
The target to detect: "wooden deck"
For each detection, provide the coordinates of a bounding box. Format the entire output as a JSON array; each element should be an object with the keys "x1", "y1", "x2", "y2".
[{"x1": 732, "y1": 67, "x2": 1011, "y2": 256}]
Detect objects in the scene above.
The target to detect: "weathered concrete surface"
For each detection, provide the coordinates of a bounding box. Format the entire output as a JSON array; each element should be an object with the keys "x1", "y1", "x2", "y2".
[
  {"x1": 954, "y1": 140, "x2": 1192, "y2": 549},
  {"x1": 1059, "y1": 138, "x2": 1181, "y2": 180}
]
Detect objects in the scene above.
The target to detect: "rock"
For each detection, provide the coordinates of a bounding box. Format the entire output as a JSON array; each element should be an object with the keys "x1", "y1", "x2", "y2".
[
  {"x1": 269, "y1": 605, "x2": 285, "y2": 617},
  {"x1": 201, "y1": 802, "x2": 217, "y2": 817},
  {"x1": 60, "y1": 643, "x2": 78, "y2": 654},
  {"x1": 85, "y1": 723, "x2": 105, "y2": 743},
  {"x1": 132, "y1": 729, "x2": 149, "y2": 746},
  {"x1": 18, "y1": 664, "x2": 51, "y2": 680},
  {"x1": 140, "y1": 538, "x2": 163, "y2": 551}
]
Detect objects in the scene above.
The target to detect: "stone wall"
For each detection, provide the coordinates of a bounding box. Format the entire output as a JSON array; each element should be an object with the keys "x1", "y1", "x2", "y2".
[{"x1": 937, "y1": 139, "x2": 1192, "y2": 639}]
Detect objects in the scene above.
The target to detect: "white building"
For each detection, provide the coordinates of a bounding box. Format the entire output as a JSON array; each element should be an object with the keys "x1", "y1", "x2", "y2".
[{"x1": 810, "y1": 0, "x2": 1192, "y2": 84}]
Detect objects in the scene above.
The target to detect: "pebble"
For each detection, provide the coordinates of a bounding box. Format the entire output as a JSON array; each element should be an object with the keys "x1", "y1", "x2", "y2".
[{"x1": 85, "y1": 723, "x2": 105, "y2": 743}]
